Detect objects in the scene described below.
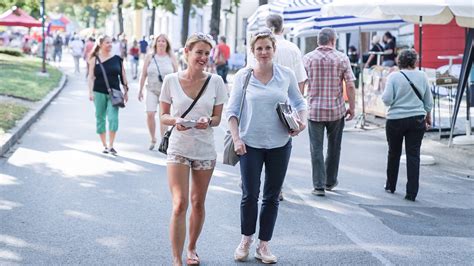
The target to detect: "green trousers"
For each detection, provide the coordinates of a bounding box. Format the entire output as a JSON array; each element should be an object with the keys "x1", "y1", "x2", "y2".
[{"x1": 94, "y1": 92, "x2": 119, "y2": 134}]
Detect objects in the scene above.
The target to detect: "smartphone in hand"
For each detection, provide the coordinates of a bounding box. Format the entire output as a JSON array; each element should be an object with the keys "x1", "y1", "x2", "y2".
[{"x1": 177, "y1": 119, "x2": 197, "y2": 128}]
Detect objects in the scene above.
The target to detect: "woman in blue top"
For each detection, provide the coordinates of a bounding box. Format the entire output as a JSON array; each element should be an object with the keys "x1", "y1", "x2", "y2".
[
  {"x1": 382, "y1": 49, "x2": 433, "y2": 201},
  {"x1": 227, "y1": 28, "x2": 307, "y2": 264}
]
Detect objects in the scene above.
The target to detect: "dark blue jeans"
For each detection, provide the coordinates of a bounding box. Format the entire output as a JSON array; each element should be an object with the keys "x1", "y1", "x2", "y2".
[
  {"x1": 216, "y1": 63, "x2": 228, "y2": 83},
  {"x1": 386, "y1": 115, "x2": 426, "y2": 198},
  {"x1": 308, "y1": 118, "x2": 345, "y2": 189},
  {"x1": 239, "y1": 140, "x2": 292, "y2": 241}
]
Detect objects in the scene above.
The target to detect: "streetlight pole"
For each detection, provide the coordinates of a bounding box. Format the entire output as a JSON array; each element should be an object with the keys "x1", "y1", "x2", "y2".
[{"x1": 40, "y1": 0, "x2": 46, "y2": 73}]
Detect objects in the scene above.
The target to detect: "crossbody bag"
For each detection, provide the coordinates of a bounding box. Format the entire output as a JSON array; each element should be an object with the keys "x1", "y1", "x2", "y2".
[{"x1": 158, "y1": 74, "x2": 212, "y2": 154}]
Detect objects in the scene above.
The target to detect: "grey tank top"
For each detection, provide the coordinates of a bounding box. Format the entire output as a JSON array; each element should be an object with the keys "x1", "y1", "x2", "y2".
[{"x1": 146, "y1": 54, "x2": 174, "y2": 92}]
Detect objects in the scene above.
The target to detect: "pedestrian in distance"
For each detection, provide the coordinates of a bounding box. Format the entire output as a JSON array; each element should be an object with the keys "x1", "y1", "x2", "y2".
[
  {"x1": 382, "y1": 49, "x2": 433, "y2": 201},
  {"x1": 69, "y1": 35, "x2": 84, "y2": 73},
  {"x1": 139, "y1": 35, "x2": 148, "y2": 56},
  {"x1": 382, "y1": 31, "x2": 397, "y2": 67},
  {"x1": 365, "y1": 35, "x2": 384, "y2": 68},
  {"x1": 227, "y1": 28, "x2": 307, "y2": 264},
  {"x1": 213, "y1": 36, "x2": 231, "y2": 83},
  {"x1": 87, "y1": 35, "x2": 129, "y2": 156},
  {"x1": 84, "y1": 36, "x2": 95, "y2": 77},
  {"x1": 53, "y1": 34, "x2": 63, "y2": 65},
  {"x1": 138, "y1": 34, "x2": 178, "y2": 150},
  {"x1": 129, "y1": 40, "x2": 140, "y2": 79},
  {"x1": 303, "y1": 28, "x2": 356, "y2": 197},
  {"x1": 265, "y1": 14, "x2": 308, "y2": 201},
  {"x1": 159, "y1": 32, "x2": 227, "y2": 266}
]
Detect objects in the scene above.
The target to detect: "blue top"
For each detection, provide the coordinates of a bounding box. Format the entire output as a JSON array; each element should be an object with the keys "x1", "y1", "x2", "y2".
[
  {"x1": 382, "y1": 69, "x2": 433, "y2": 120},
  {"x1": 226, "y1": 64, "x2": 307, "y2": 149}
]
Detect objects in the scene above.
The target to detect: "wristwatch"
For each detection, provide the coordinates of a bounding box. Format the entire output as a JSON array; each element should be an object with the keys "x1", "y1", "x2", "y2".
[{"x1": 208, "y1": 117, "x2": 213, "y2": 126}]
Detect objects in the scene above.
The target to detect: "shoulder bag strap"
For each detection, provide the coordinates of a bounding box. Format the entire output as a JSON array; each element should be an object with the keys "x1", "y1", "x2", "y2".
[
  {"x1": 181, "y1": 74, "x2": 212, "y2": 119},
  {"x1": 168, "y1": 74, "x2": 212, "y2": 132},
  {"x1": 96, "y1": 57, "x2": 119, "y2": 94},
  {"x1": 152, "y1": 55, "x2": 162, "y2": 77},
  {"x1": 237, "y1": 68, "x2": 253, "y2": 124},
  {"x1": 400, "y1": 71, "x2": 423, "y2": 102}
]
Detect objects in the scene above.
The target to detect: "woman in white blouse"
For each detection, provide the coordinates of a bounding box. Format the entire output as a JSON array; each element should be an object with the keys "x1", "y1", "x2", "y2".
[
  {"x1": 159, "y1": 33, "x2": 227, "y2": 266},
  {"x1": 227, "y1": 28, "x2": 307, "y2": 264},
  {"x1": 138, "y1": 34, "x2": 178, "y2": 150}
]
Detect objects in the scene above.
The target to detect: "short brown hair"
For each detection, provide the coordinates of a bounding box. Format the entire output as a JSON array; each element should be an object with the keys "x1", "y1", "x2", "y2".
[
  {"x1": 397, "y1": 49, "x2": 418, "y2": 69},
  {"x1": 266, "y1": 14, "x2": 283, "y2": 34}
]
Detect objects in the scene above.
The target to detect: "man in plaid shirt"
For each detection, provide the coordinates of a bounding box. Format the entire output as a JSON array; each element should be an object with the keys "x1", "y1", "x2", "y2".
[{"x1": 303, "y1": 28, "x2": 356, "y2": 197}]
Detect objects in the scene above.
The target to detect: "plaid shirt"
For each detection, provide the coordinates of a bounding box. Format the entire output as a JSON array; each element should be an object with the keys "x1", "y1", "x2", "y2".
[{"x1": 303, "y1": 46, "x2": 355, "y2": 122}]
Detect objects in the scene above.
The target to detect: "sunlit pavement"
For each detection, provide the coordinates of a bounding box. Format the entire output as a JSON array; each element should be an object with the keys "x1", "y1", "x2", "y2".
[{"x1": 1, "y1": 53, "x2": 473, "y2": 265}]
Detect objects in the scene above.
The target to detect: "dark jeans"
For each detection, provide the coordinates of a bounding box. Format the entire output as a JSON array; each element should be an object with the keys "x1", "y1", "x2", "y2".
[
  {"x1": 386, "y1": 115, "x2": 426, "y2": 198},
  {"x1": 216, "y1": 63, "x2": 228, "y2": 83},
  {"x1": 308, "y1": 118, "x2": 345, "y2": 189},
  {"x1": 239, "y1": 140, "x2": 292, "y2": 241}
]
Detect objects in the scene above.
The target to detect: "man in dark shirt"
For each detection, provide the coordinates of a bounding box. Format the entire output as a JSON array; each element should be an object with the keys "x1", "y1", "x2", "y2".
[
  {"x1": 382, "y1": 31, "x2": 396, "y2": 67},
  {"x1": 139, "y1": 36, "x2": 148, "y2": 55},
  {"x1": 365, "y1": 35, "x2": 384, "y2": 68}
]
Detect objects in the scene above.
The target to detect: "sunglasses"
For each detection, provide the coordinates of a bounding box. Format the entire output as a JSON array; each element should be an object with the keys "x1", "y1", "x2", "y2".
[
  {"x1": 252, "y1": 28, "x2": 273, "y2": 38},
  {"x1": 193, "y1": 32, "x2": 214, "y2": 42}
]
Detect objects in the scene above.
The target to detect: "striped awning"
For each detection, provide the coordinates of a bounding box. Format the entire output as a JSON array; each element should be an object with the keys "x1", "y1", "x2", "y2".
[{"x1": 290, "y1": 15, "x2": 407, "y2": 37}]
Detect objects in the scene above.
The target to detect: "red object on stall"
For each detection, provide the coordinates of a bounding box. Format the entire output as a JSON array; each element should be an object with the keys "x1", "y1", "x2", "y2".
[
  {"x1": 0, "y1": 7, "x2": 42, "y2": 28},
  {"x1": 414, "y1": 20, "x2": 465, "y2": 69}
]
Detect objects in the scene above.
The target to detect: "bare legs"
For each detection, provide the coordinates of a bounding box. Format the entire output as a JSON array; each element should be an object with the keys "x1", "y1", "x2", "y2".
[{"x1": 168, "y1": 163, "x2": 213, "y2": 265}]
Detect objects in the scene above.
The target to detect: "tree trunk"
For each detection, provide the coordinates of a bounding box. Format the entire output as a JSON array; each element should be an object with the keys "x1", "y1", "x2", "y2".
[
  {"x1": 181, "y1": 0, "x2": 192, "y2": 47},
  {"x1": 209, "y1": 0, "x2": 221, "y2": 41},
  {"x1": 259, "y1": 0, "x2": 268, "y2": 5},
  {"x1": 149, "y1": 6, "x2": 156, "y2": 36},
  {"x1": 118, "y1": 0, "x2": 124, "y2": 34}
]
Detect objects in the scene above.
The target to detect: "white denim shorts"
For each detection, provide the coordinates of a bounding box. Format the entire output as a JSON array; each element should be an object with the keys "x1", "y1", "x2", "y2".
[{"x1": 146, "y1": 90, "x2": 160, "y2": 112}]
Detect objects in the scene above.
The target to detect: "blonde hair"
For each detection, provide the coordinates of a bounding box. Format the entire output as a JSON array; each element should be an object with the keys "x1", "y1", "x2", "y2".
[
  {"x1": 250, "y1": 28, "x2": 276, "y2": 52},
  {"x1": 185, "y1": 32, "x2": 214, "y2": 51},
  {"x1": 89, "y1": 35, "x2": 110, "y2": 60},
  {"x1": 151, "y1": 34, "x2": 173, "y2": 57}
]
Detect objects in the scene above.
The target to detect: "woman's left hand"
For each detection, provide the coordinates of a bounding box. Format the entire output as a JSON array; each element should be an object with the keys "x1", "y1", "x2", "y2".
[
  {"x1": 290, "y1": 119, "x2": 306, "y2": 137},
  {"x1": 195, "y1": 116, "x2": 210, "y2": 130}
]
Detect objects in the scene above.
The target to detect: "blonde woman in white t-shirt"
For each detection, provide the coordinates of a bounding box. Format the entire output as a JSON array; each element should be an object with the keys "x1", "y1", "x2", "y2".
[
  {"x1": 138, "y1": 34, "x2": 178, "y2": 150},
  {"x1": 159, "y1": 33, "x2": 227, "y2": 266}
]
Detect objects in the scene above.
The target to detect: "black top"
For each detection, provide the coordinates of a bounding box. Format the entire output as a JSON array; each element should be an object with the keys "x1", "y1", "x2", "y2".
[
  {"x1": 369, "y1": 43, "x2": 384, "y2": 67},
  {"x1": 383, "y1": 39, "x2": 396, "y2": 61},
  {"x1": 93, "y1": 55, "x2": 124, "y2": 94}
]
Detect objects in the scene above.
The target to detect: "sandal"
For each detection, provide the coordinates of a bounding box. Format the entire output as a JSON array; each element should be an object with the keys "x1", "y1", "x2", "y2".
[
  {"x1": 149, "y1": 140, "x2": 157, "y2": 151},
  {"x1": 186, "y1": 251, "x2": 200, "y2": 265}
]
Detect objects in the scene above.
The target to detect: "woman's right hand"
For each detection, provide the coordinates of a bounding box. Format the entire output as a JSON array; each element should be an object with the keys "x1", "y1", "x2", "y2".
[
  {"x1": 138, "y1": 90, "x2": 144, "y2": 102},
  {"x1": 234, "y1": 138, "x2": 247, "y2": 156},
  {"x1": 89, "y1": 92, "x2": 94, "y2": 101},
  {"x1": 175, "y1": 118, "x2": 191, "y2": 131}
]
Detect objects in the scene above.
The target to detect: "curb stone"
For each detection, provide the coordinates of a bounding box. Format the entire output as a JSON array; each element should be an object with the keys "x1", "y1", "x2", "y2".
[{"x1": 0, "y1": 73, "x2": 68, "y2": 157}]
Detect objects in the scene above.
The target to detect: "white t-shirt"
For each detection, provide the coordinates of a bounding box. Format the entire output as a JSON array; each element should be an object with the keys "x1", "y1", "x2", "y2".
[
  {"x1": 247, "y1": 35, "x2": 307, "y2": 83},
  {"x1": 159, "y1": 72, "x2": 228, "y2": 160},
  {"x1": 70, "y1": 39, "x2": 84, "y2": 57},
  {"x1": 111, "y1": 42, "x2": 121, "y2": 57}
]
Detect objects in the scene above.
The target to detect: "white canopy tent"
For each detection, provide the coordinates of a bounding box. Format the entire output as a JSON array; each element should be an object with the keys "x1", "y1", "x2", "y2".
[{"x1": 321, "y1": 0, "x2": 474, "y2": 145}]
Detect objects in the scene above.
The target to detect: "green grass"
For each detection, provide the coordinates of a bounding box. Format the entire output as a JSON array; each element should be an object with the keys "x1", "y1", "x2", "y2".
[
  {"x1": 0, "y1": 54, "x2": 62, "y2": 101},
  {"x1": 0, "y1": 102, "x2": 29, "y2": 133}
]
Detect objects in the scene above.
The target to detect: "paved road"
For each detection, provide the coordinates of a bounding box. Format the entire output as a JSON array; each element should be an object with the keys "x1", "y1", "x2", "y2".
[{"x1": 1, "y1": 55, "x2": 473, "y2": 265}]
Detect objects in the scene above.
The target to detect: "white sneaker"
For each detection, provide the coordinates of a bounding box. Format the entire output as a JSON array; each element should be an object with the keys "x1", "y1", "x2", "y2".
[
  {"x1": 255, "y1": 243, "x2": 277, "y2": 264},
  {"x1": 234, "y1": 237, "x2": 253, "y2": 261}
]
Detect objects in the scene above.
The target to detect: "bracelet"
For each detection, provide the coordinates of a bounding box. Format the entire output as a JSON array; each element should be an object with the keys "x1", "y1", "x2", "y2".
[{"x1": 208, "y1": 117, "x2": 213, "y2": 126}]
